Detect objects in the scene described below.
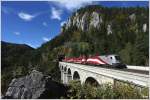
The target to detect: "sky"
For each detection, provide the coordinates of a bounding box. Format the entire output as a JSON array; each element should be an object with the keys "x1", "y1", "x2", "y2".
[{"x1": 1, "y1": 1, "x2": 149, "y2": 48}]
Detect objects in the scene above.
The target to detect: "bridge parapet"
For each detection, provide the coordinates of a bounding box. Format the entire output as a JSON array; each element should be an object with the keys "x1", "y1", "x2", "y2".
[{"x1": 127, "y1": 65, "x2": 149, "y2": 71}]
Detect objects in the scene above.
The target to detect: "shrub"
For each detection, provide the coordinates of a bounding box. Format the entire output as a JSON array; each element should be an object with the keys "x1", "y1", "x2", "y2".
[{"x1": 66, "y1": 80, "x2": 148, "y2": 99}]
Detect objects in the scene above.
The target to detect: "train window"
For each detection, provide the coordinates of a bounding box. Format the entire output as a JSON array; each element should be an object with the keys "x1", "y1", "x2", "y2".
[{"x1": 115, "y1": 56, "x2": 121, "y2": 61}]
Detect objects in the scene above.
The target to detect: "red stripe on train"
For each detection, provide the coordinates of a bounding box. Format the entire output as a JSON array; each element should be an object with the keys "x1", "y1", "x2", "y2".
[{"x1": 90, "y1": 56, "x2": 108, "y2": 64}]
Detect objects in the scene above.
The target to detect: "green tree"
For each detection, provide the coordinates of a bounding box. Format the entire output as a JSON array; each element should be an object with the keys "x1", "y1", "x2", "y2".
[{"x1": 119, "y1": 42, "x2": 134, "y2": 64}]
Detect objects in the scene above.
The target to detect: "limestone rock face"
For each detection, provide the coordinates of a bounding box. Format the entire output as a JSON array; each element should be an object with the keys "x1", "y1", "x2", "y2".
[
  {"x1": 107, "y1": 24, "x2": 112, "y2": 35},
  {"x1": 64, "y1": 11, "x2": 103, "y2": 31},
  {"x1": 3, "y1": 70, "x2": 67, "y2": 99},
  {"x1": 90, "y1": 12, "x2": 102, "y2": 29},
  {"x1": 143, "y1": 23, "x2": 147, "y2": 32},
  {"x1": 129, "y1": 13, "x2": 136, "y2": 21},
  {"x1": 4, "y1": 70, "x2": 49, "y2": 99},
  {"x1": 66, "y1": 18, "x2": 72, "y2": 29},
  {"x1": 80, "y1": 12, "x2": 89, "y2": 31}
]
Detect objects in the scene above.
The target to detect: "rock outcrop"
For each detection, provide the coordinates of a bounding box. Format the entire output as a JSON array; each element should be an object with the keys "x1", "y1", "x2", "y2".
[
  {"x1": 90, "y1": 12, "x2": 102, "y2": 29},
  {"x1": 64, "y1": 11, "x2": 102, "y2": 31},
  {"x1": 3, "y1": 70, "x2": 67, "y2": 99},
  {"x1": 143, "y1": 23, "x2": 147, "y2": 32},
  {"x1": 61, "y1": 7, "x2": 148, "y2": 35},
  {"x1": 129, "y1": 13, "x2": 136, "y2": 22},
  {"x1": 107, "y1": 24, "x2": 112, "y2": 35}
]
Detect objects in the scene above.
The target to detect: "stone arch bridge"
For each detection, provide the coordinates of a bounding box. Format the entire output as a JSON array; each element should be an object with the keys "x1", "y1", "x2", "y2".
[{"x1": 59, "y1": 62, "x2": 149, "y2": 87}]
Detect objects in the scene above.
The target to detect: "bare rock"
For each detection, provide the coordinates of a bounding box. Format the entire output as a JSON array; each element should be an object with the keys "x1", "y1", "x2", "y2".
[
  {"x1": 63, "y1": 11, "x2": 103, "y2": 31},
  {"x1": 90, "y1": 12, "x2": 102, "y2": 29},
  {"x1": 143, "y1": 23, "x2": 147, "y2": 32},
  {"x1": 129, "y1": 13, "x2": 136, "y2": 21},
  {"x1": 4, "y1": 70, "x2": 67, "y2": 99},
  {"x1": 107, "y1": 24, "x2": 112, "y2": 35}
]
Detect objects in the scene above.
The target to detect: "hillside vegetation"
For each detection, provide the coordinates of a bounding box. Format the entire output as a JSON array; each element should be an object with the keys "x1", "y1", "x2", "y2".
[
  {"x1": 1, "y1": 5, "x2": 149, "y2": 95},
  {"x1": 1, "y1": 41, "x2": 34, "y2": 93},
  {"x1": 40, "y1": 5, "x2": 149, "y2": 66},
  {"x1": 64, "y1": 80, "x2": 148, "y2": 99}
]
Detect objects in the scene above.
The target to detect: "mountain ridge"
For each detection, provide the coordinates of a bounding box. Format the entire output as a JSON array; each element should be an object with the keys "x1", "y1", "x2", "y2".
[
  {"x1": 1, "y1": 5, "x2": 149, "y2": 95},
  {"x1": 39, "y1": 5, "x2": 148, "y2": 66}
]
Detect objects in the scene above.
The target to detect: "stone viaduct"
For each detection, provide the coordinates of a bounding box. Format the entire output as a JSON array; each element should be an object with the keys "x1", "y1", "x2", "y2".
[{"x1": 59, "y1": 62, "x2": 149, "y2": 87}]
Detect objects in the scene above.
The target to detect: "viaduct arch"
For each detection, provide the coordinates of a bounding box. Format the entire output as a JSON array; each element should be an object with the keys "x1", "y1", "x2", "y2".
[
  {"x1": 59, "y1": 64, "x2": 114, "y2": 85},
  {"x1": 59, "y1": 62, "x2": 149, "y2": 87},
  {"x1": 85, "y1": 77, "x2": 99, "y2": 86}
]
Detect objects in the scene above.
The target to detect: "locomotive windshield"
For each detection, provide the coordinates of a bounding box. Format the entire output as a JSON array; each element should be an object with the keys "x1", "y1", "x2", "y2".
[{"x1": 115, "y1": 56, "x2": 121, "y2": 61}]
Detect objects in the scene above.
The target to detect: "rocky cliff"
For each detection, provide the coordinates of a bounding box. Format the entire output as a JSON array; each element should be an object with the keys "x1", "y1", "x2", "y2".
[
  {"x1": 62, "y1": 6, "x2": 148, "y2": 35},
  {"x1": 57, "y1": 5, "x2": 149, "y2": 66},
  {"x1": 64, "y1": 11, "x2": 103, "y2": 31}
]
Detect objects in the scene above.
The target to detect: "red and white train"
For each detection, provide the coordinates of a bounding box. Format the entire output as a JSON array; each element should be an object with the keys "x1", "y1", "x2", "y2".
[{"x1": 62, "y1": 54, "x2": 126, "y2": 68}]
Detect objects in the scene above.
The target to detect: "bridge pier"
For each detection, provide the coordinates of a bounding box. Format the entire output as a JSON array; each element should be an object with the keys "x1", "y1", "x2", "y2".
[
  {"x1": 60, "y1": 65, "x2": 68, "y2": 84},
  {"x1": 61, "y1": 72, "x2": 72, "y2": 84},
  {"x1": 67, "y1": 75, "x2": 72, "y2": 83},
  {"x1": 61, "y1": 70, "x2": 64, "y2": 83},
  {"x1": 63, "y1": 72, "x2": 68, "y2": 84}
]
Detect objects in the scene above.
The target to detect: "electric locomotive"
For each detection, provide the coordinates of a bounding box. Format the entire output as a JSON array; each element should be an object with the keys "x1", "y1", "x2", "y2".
[{"x1": 62, "y1": 54, "x2": 126, "y2": 69}]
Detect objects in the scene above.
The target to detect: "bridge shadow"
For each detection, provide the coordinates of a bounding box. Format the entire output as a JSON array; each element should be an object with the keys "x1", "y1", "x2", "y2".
[
  {"x1": 85, "y1": 77, "x2": 99, "y2": 87},
  {"x1": 39, "y1": 80, "x2": 68, "y2": 99}
]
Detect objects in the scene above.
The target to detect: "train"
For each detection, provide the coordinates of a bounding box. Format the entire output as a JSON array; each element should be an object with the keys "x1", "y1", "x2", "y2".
[{"x1": 61, "y1": 54, "x2": 127, "y2": 69}]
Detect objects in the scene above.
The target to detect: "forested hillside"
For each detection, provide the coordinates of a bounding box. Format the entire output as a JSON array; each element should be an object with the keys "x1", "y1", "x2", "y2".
[
  {"x1": 1, "y1": 5, "x2": 149, "y2": 95},
  {"x1": 1, "y1": 41, "x2": 34, "y2": 93},
  {"x1": 2, "y1": 41, "x2": 34, "y2": 69},
  {"x1": 39, "y1": 5, "x2": 149, "y2": 66}
]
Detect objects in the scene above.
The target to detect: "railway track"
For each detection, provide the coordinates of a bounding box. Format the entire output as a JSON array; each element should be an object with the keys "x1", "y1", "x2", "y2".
[
  {"x1": 94, "y1": 64, "x2": 149, "y2": 75},
  {"x1": 113, "y1": 67, "x2": 149, "y2": 75}
]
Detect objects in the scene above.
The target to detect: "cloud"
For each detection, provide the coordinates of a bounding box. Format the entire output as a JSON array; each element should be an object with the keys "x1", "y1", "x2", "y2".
[
  {"x1": 43, "y1": 22, "x2": 48, "y2": 27},
  {"x1": 18, "y1": 10, "x2": 51, "y2": 21},
  {"x1": 51, "y1": 7, "x2": 62, "y2": 20},
  {"x1": 18, "y1": 12, "x2": 35, "y2": 21},
  {"x1": 43, "y1": 37, "x2": 51, "y2": 42},
  {"x1": 2, "y1": 6, "x2": 44, "y2": 21},
  {"x1": 14, "y1": 32, "x2": 20, "y2": 35},
  {"x1": 60, "y1": 21, "x2": 66, "y2": 26},
  {"x1": 53, "y1": 0, "x2": 94, "y2": 11}
]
